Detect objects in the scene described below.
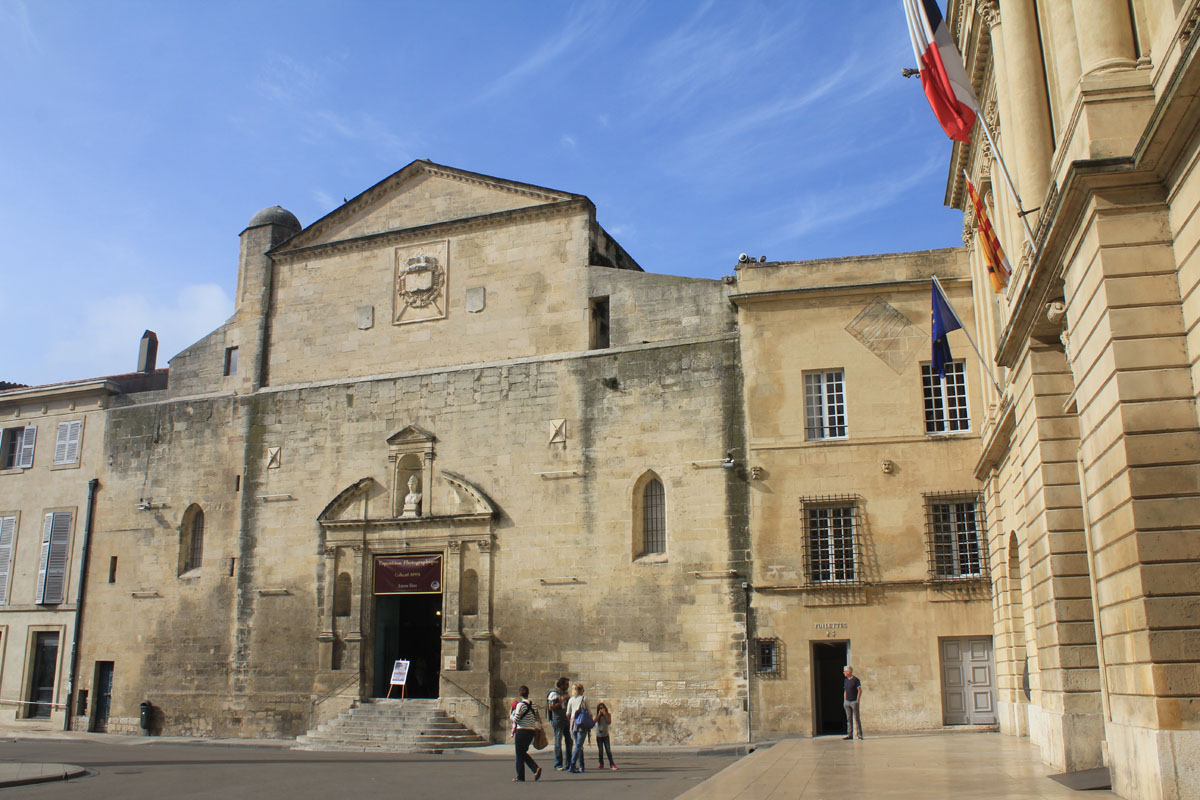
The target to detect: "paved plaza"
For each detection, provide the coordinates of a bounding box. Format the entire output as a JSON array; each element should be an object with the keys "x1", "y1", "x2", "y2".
[{"x1": 0, "y1": 731, "x2": 1117, "y2": 799}]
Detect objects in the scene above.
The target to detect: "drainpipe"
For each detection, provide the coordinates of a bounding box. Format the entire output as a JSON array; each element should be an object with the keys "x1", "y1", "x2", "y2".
[
  {"x1": 743, "y1": 581, "x2": 752, "y2": 744},
  {"x1": 64, "y1": 478, "x2": 99, "y2": 731}
]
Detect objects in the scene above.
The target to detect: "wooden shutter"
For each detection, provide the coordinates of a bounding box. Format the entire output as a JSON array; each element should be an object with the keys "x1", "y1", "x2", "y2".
[
  {"x1": 36, "y1": 512, "x2": 71, "y2": 604},
  {"x1": 18, "y1": 424, "x2": 36, "y2": 468},
  {"x1": 0, "y1": 516, "x2": 15, "y2": 605},
  {"x1": 55, "y1": 420, "x2": 82, "y2": 465}
]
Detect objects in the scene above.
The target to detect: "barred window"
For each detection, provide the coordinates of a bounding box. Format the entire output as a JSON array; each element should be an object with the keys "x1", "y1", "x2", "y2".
[
  {"x1": 755, "y1": 638, "x2": 781, "y2": 676},
  {"x1": 922, "y1": 361, "x2": 970, "y2": 434},
  {"x1": 180, "y1": 504, "x2": 204, "y2": 574},
  {"x1": 801, "y1": 497, "x2": 861, "y2": 585},
  {"x1": 925, "y1": 494, "x2": 985, "y2": 579},
  {"x1": 804, "y1": 370, "x2": 847, "y2": 440},
  {"x1": 642, "y1": 478, "x2": 665, "y2": 555}
]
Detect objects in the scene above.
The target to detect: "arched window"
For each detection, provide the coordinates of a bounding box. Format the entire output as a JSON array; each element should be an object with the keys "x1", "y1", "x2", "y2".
[
  {"x1": 180, "y1": 505, "x2": 204, "y2": 574},
  {"x1": 643, "y1": 479, "x2": 666, "y2": 554},
  {"x1": 632, "y1": 471, "x2": 667, "y2": 559}
]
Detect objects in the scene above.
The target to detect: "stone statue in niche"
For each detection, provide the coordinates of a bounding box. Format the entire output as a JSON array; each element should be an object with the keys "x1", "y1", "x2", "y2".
[{"x1": 401, "y1": 475, "x2": 423, "y2": 519}]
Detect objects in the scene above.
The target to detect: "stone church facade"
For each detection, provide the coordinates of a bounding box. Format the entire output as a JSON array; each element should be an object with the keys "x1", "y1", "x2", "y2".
[{"x1": 68, "y1": 162, "x2": 752, "y2": 743}]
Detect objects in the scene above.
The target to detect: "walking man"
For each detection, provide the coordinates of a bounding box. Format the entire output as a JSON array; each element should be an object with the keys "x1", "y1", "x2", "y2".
[
  {"x1": 548, "y1": 677, "x2": 572, "y2": 770},
  {"x1": 842, "y1": 665, "x2": 863, "y2": 740}
]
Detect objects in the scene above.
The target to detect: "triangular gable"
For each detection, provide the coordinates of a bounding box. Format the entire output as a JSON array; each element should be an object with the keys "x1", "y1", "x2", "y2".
[
  {"x1": 386, "y1": 425, "x2": 436, "y2": 448},
  {"x1": 277, "y1": 160, "x2": 583, "y2": 252}
]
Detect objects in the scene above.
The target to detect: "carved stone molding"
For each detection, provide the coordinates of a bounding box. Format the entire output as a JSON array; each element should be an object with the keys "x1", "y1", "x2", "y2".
[
  {"x1": 975, "y1": 0, "x2": 999, "y2": 28},
  {"x1": 447, "y1": 540, "x2": 462, "y2": 553},
  {"x1": 477, "y1": 539, "x2": 493, "y2": 552},
  {"x1": 323, "y1": 547, "x2": 337, "y2": 558},
  {"x1": 1181, "y1": 7, "x2": 1200, "y2": 41},
  {"x1": 352, "y1": 544, "x2": 363, "y2": 553}
]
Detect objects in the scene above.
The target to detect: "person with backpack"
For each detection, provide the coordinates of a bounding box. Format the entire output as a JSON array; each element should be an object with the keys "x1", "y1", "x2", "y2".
[
  {"x1": 509, "y1": 685, "x2": 543, "y2": 782},
  {"x1": 547, "y1": 676, "x2": 573, "y2": 770},
  {"x1": 566, "y1": 682, "x2": 593, "y2": 773}
]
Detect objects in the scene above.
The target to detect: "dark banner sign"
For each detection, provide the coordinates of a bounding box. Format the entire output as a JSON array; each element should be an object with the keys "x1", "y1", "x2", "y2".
[{"x1": 374, "y1": 554, "x2": 443, "y2": 595}]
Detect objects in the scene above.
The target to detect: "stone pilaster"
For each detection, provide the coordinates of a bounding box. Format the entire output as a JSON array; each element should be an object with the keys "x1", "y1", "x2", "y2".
[
  {"x1": 1010, "y1": 344, "x2": 1105, "y2": 771},
  {"x1": 1062, "y1": 196, "x2": 1200, "y2": 800}
]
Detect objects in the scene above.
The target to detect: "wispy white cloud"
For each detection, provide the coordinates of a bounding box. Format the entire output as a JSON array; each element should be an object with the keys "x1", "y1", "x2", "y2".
[
  {"x1": 777, "y1": 155, "x2": 944, "y2": 241},
  {"x1": 299, "y1": 109, "x2": 420, "y2": 160},
  {"x1": 311, "y1": 188, "x2": 338, "y2": 211},
  {"x1": 255, "y1": 52, "x2": 321, "y2": 104},
  {"x1": 560, "y1": 134, "x2": 577, "y2": 150},
  {"x1": 635, "y1": 2, "x2": 806, "y2": 115},
  {"x1": 677, "y1": 57, "x2": 861, "y2": 158},
  {"x1": 0, "y1": 0, "x2": 40, "y2": 52},
  {"x1": 471, "y1": 3, "x2": 609, "y2": 105},
  {"x1": 46, "y1": 284, "x2": 233, "y2": 380}
]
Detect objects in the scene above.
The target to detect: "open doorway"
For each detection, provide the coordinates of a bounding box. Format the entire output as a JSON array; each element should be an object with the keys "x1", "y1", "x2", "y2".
[
  {"x1": 811, "y1": 640, "x2": 849, "y2": 736},
  {"x1": 372, "y1": 592, "x2": 443, "y2": 698}
]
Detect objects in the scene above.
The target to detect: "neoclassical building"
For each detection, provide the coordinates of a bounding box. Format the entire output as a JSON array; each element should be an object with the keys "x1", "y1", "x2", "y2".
[{"x1": 947, "y1": 1, "x2": 1200, "y2": 798}]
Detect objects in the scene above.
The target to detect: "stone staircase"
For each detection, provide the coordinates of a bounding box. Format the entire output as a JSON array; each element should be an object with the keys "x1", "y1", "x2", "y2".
[{"x1": 294, "y1": 698, "x2": 489, "y2": 753}]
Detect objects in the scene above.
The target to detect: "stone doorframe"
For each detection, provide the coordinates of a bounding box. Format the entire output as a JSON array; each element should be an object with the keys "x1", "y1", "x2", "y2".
[{"x1": 313, "y1": 468, "x2": 497, "y2": 737}]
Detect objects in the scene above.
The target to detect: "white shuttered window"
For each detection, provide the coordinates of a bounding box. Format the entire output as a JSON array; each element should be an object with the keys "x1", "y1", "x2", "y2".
[
  {"x1": 0, "y1": 515, "x2": 15, "y2": 605},
  {"x1": 54, "y1": 420, "x2": 82, "y2": 465},
  {"x1": 36, "y1": 512, "x2": 72, "y2": 604},
  {"x1": 18, "y1": 424, "x2": 36, "y2": 468}
]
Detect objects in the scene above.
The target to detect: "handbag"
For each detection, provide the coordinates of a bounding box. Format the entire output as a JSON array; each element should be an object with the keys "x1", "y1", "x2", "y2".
[{"x1": 533, "y1": 725, "x2": 549, "y2": 750}]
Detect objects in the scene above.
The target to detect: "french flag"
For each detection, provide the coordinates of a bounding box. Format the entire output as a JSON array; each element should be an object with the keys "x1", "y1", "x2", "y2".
[{"x1": 904, "y1": 0, "x2": 980, "y2": 142}]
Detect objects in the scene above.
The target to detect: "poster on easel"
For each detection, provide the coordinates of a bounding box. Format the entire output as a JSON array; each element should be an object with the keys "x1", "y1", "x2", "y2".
[{"x1": 387, "y1": 660, "x2": 411, "y2": 698}]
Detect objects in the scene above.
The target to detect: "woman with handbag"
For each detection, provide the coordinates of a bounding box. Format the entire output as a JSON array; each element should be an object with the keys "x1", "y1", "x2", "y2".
[{"x1": 509, "y1": 685, "x2": 543, "y2": 782}]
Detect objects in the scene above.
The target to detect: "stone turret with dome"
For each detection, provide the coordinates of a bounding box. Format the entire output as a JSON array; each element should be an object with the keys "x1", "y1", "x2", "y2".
[{"x1": 246, "y1": 205, "x2": 301, "y2": 233}]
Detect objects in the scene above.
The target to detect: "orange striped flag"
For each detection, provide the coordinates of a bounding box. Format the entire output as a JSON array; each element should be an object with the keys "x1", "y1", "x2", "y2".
[{"x1": 964, "y1": 174, "x2": 1011, "y2": 292}]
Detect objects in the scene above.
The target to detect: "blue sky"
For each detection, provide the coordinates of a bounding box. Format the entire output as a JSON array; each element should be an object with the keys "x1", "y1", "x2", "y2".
[{"x1": 0, "y1": 0, "x2": 964, "y2": 387}]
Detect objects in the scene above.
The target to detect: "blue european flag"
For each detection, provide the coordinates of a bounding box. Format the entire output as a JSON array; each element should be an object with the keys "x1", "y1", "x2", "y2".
[{"x1": 931, "y1": 280, "x2": 963, "y2": 379}]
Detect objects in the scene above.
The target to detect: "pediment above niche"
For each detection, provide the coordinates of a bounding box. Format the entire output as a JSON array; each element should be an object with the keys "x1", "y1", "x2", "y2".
[
  {"x1": 274, "y1": 160, "x2": 581, "y2": 252},
  {"x1": 387, "y1": 425, "x2": 435, "y2": 450}
]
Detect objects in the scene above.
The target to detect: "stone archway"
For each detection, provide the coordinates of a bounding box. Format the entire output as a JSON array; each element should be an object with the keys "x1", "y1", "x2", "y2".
[{"x1": 313, "y1": 446, "x2": 498, "y2": 737}]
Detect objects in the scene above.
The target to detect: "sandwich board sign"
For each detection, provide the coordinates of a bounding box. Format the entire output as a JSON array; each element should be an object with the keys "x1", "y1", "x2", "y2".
[{"x1": 387, "y1": 660, "x2": 411, "y2": 698}]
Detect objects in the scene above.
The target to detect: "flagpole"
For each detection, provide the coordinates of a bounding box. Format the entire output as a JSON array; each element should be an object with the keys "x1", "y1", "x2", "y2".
[
  {"x1": 975, "y1": 112, "x2": 1037, "y2": 250},
  {"x1": 933, "y1": 276, "x2": 1004, "y2": 396}
]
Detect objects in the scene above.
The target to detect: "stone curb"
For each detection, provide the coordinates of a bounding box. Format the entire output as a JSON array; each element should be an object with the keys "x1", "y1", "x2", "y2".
[{"x1": 0, "y1": 763, "x2": 88, "y2": 788}]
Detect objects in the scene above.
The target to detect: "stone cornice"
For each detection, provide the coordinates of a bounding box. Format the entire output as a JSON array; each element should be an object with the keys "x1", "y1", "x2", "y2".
[
  {"x1": 282, "y1": 160, "x2": 580, "y2": 252},
  {"x1": 728, "y1": 275, "x2": 970, "y2": 305},
  {"x1": 270, "y1": 198, "x2": 592, "y2": 265}
]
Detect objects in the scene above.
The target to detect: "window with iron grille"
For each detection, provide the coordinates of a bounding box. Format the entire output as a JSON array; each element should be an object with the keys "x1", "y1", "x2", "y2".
[
  {"x1": 755, "y1": 638, "x2": 781, "y2": 675},
  {"x1": 642, "y1": 478, "x2": 665, "y2": 554},
  {"x1": 804, "y1": 370, "x2": 847, "y2": 440},
  {"x1": 800, "y1": 496, "x2": 861, "y2": 585},
  {"x1": 922, "y1": 361, "x2": 970, "y2": 434},
  {"x1": 181, "y1": 505, "x2": 204, "y2": 574},
  {"x1": 924, "y1": 493, "x2": 986, "y2": 580}
]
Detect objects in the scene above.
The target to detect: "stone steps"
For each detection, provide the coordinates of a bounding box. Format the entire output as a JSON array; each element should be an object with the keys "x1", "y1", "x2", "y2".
[{"x1": 294, "y1": 699, "x2": 489, "y2": 754}]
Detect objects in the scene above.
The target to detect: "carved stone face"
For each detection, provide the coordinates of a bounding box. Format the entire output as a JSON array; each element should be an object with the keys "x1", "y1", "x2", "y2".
[
  {"x1": 881, "y1": 460, "x2": 894, "y2": 474},
  {"x1": 407, "y1": 475, "x2": 420, "y2": 493}
]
